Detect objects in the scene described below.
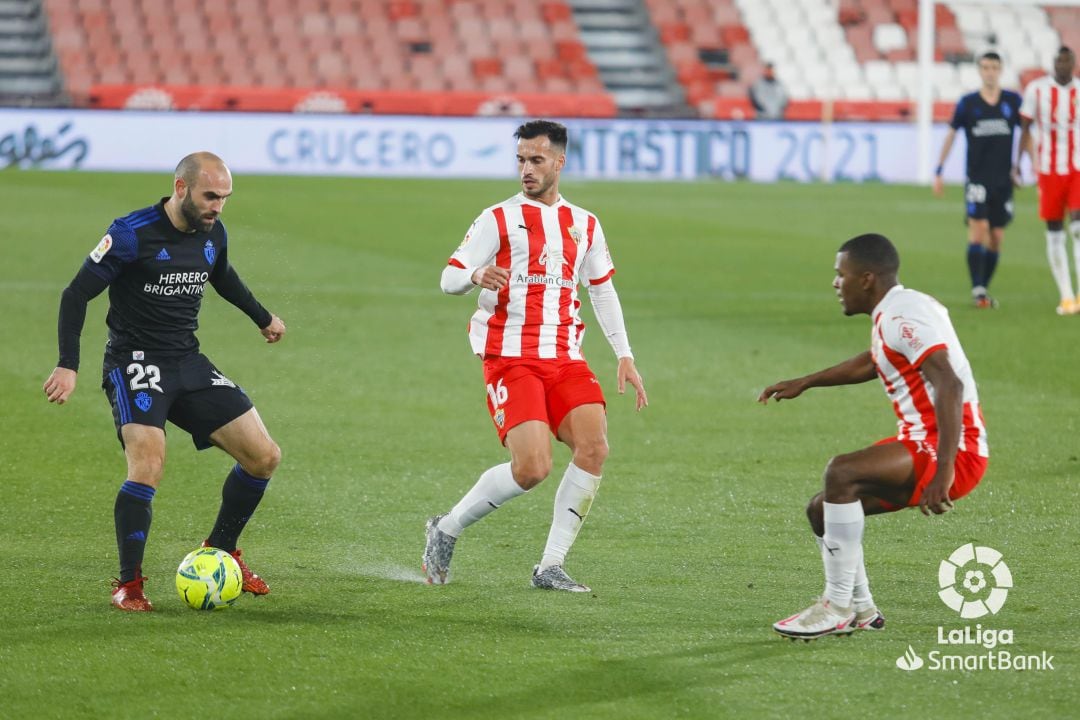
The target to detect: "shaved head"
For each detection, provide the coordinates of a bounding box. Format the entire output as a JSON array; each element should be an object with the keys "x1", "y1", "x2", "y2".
[
  {"x1": 175, "y1": 151, "x2": 229, "y2": 188},
  {"x1": 166, "y1": 152, "x2": 232, "y2": 233}
]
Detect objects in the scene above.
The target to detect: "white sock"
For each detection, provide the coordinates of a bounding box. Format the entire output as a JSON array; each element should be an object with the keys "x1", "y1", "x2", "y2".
[
  {"x1": 821, "y1": 501, "x2": 864, "y2": 609},
  {"x1": 852, "y1": 548, "x2": 875, "y2": 611},
  {"x1": 1070, "y1": 221, "x2": 1080, "y2": 295},
  {"x1": 438, "y1": 462, "x2": 525, "y2": 538},
  {"x1": 1046, "y1": 229, "x2": 1074, "y2": 301},
  {"x1": 816, "y1": 535, "x2": 872, "y2": 610},
  {"x1": 539, "y1": 463, "x2": 601, "y2": 570}
]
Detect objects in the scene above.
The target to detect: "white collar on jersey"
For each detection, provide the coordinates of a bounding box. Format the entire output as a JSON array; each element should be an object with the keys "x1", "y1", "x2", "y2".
[
  {"x1": 872, "y1": 283, "x2": 905, "y2": 319},
  {"x1": 516, "y1": 192, "x2": 566, "y2": 208}
]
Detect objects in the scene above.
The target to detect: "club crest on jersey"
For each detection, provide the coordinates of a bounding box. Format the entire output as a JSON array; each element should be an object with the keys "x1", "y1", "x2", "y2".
[
  {"x1": 203, "y1": 240, "x2": 216, "y2": 264},
  {"x1": 90, "y1": 234, "x2": 113, "y2": 263},
  {"x1": 568, "y1": 226, "x2": 583, "y2": 244},
  {"x1": 493, "y1": 408, "x2": 506, "y2": 429},
  {"x1": 134, "y1": 392, "x2": 152, "y2": 412}
]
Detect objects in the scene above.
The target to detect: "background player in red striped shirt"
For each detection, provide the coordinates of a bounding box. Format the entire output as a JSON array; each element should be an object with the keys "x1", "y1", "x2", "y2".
[
  {"x1": 759, "y1": 234, "x2": 989, "y2": 640},
  {"x1": 423, "y1": 120, "x2": 648, "y2": 592},
  {"x1": 1018, "y1": 46, "x2": 1080, "y2": 315}
]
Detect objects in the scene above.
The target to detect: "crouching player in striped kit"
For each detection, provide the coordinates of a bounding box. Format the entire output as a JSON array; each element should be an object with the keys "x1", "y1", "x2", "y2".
[
  {"x1": 423, "y1": 120, "x2": 648, "y2": 592},
  {"x1": 759, "y1": 234, "x2": 989, "y2": 640}
]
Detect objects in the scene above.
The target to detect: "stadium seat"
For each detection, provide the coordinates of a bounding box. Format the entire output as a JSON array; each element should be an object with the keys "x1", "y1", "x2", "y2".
[{"x1": 43, "y1": 0, "x2": 613, "y2": 114}]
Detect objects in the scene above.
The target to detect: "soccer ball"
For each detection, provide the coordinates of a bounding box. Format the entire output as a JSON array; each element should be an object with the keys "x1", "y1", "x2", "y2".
[{"x1": 175, "y1": 547, "x2": 243, "y2": 611}]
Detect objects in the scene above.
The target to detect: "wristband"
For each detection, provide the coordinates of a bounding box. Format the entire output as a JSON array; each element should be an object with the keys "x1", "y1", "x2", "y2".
[{"x1": 935, "y1": 165, "x2": 943, "y2": 176}]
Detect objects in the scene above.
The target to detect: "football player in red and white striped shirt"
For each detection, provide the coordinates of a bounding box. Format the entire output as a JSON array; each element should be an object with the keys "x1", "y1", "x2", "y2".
[
  {"x1": 422, "y1": 120, "x2": 648, "y2": 592},
  {"x1": 1018, "y1": 46, "x2": 1080, "y2": 315},
  {"x1": 759, "y1": 234, "x2": 989, "y2": 640}
]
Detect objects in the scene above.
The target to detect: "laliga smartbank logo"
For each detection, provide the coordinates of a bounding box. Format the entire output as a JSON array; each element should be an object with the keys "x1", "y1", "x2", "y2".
[
  {"x1": 938, "y1": 543, "x2": 1011, "y2": 618},
  {"x1": 893, "y1": 544, "x2": 1055, "y2": 672}
]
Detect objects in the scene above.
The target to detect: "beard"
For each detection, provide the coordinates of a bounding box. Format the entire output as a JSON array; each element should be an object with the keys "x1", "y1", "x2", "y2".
[
  {"x1": 522, "y1": 177, "x2": 551, "y2": 198},
  {"x1": 181, "y1": 193, "x2": 215, "y2": 232}
]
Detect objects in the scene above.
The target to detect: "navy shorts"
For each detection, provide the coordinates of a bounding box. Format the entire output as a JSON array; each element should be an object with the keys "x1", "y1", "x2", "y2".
[
  {"x1": 101, "y1": 351, "x2": 253, "y2": 450},
  {"x1": 965, "y1": 181, "x2": 1013, "y2": 228}
]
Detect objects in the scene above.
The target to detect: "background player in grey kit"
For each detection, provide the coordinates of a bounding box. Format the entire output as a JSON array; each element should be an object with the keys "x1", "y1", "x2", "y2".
[{"x1": 42, "y1": 152, "x2": 286, "y2": 611}]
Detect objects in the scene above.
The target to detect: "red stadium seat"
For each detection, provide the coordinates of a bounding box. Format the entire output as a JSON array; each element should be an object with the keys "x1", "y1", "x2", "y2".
[
  {"x1": 471, "y1": 58, "x2": 503, "y2": 80},
  {"x1": 46, "y1": 0, "x2": 612, "y2": 116},
  {"x1": 659, "y1": 23, "x2": 691, "y2": 44},
  {"x1": 541, "y1": 2, "x2": 573, "y2": 24}
]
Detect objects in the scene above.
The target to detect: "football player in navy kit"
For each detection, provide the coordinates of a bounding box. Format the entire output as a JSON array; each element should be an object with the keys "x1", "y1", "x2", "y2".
[
  {"x1": 933, "y1": 51, "x2": 1023, "y2": 309},
  {"x1": 43, "y1": 152, "x2": 286, "y2": 611}
]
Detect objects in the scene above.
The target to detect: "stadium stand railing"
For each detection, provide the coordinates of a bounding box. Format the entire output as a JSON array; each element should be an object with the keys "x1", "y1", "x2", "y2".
[{"x1": 0, "y1": 0, "x2": 64, "y2": 105}]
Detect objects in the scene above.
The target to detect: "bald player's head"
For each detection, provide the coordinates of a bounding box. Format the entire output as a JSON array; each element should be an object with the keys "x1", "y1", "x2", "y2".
[
  {"x1": 170, "y1": 152, "x2": 232, "y2": 233},
  {"x1": 174, "y1": 152, "x2": 229, "y2": 187}
]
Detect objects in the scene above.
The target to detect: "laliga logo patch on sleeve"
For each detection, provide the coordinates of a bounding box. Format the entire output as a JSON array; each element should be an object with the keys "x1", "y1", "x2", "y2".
[
  {"x1": 900, "y1": 322, "x2": 924, "y2": 351},
  {"x1": 458, "y1": 219, "x2": 480, "y2": 249},
  {"x1": 89, "y1": 234, "x2": 113, "y2": 263}
]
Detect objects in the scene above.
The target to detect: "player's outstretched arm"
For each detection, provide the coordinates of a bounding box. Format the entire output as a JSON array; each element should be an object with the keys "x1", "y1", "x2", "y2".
[
  {"x1": 917, "y1": 350, "x2": 963, "y2": 516},
  {"x1": 586, "y1": 280, "x2": 646, "y2": 410},
  {"x1": 260, "y1": 314, "x2": 286, "y2": 343},
  {"x1": 617, "y1": 357, "x2": 648, "y2": 411},
  {"x1": 758, "y1": 351, "x2": 876, "y2": 403},
  {"x1": 1015, "y1": 118, "x2": 1033, "y2": 186},
  {"x1": 932, "y1": 128, "x2": 957, "y2": 196},
  {"x1": 43, "y1": 367, "x2": 77, "y2": 404},
  {"x1": 442, "y1": 212, "x2": 501, "y2": 294},
  {"x1": 471, "y1": 265, "x2": 511, "y2": 291},
  {"x1": 45, "y1": 265, "x2": 110, "y2": 405}
]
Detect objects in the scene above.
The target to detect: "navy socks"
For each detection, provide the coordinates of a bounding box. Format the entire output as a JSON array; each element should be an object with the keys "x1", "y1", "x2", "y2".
[
  {"x1": 115, "y1": 480, "x2": 155, "y2": 583},
  {"x1": 206, "y1": 464, "x2": 270, "y2": 552}
]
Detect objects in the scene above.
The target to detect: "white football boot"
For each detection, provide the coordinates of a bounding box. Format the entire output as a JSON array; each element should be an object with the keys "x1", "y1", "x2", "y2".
[
  {"x1": 853, "y1": 605, "x2": 885, "y2": 631},
  {"x1": 773, "y1": 597, "x2": 856, "y2": 641}
]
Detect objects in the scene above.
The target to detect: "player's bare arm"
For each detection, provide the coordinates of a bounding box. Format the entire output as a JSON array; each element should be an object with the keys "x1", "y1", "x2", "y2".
[
  {"x1": 43, "y1": 367, "x2": 77, "y2": 404},
  {"x1": 917, "y1": 349, "x2": 964, "y2": 516},
  {"x1": 1015, "y1": 117, "x2": 1033, "y2": 184},
  {"x1": 932, "y1": 128, "x2": 957, "y2": 196},
  {"x1": 617, "y1": 357, "x2": 648, "y2": 411},
  {"x1": 471, "y1": 265, "x2": 510, "y2": 291},
  {"x1": 261, "y1": 314, "x2": 286, "y2": 343},
  {"x1": 758, "y1": 350, "x2": 876, "y2": 403}
]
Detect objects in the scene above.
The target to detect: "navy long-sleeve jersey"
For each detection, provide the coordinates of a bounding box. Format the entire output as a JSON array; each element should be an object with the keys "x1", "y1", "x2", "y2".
[
  {"x1": 950, "y1": 90, "x2": 1022, "y2": 185},
  {"x1": 57, "y1": 199, "x2": 271, "y2": 370}
]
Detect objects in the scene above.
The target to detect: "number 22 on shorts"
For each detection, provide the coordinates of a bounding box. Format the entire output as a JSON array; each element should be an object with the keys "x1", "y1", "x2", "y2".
[{"x1": 486, "y1": 379, "x2": 508, "y2": 408}]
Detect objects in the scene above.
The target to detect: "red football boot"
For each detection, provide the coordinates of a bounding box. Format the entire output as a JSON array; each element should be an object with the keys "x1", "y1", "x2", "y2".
[
  {"x1": 111, "y1": 576, "x2": 153, "y2": 612},
  {"x1": 230, "y1": 548, "x2": 270, "y2": 595},
  {"x1": 203, "y1": 541, "x2": 270, "y2": 595}
]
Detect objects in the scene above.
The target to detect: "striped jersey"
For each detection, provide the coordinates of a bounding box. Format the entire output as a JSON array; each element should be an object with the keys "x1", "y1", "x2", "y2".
[
  {"x1": 1019, "y1": 75, "x2": 1080, "y2": 176},
  {"x1": 447, "y1": 192, "x2": 615, "y2": 359},
  {"x1": 870, "y1": 285, "x2": 989, "y2": 457}
]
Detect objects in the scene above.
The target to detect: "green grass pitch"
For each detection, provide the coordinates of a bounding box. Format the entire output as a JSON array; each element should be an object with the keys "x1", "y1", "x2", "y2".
[{"x1": 0, "y1": 171, "x2": 1076, "y2": 719}]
